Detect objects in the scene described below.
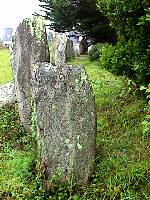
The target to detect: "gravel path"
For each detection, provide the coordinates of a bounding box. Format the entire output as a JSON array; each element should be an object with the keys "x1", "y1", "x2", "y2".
[{"x1": 0, "y1": 81, "x2": 16, "y2": 107}]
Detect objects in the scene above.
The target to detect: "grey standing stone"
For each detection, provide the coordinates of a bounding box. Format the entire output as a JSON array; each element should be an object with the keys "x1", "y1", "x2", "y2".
[
  {"x1": 54, "y1": 33, "x2": 66, "y2": 65},
  {"x1": 10, "y1": 16, "x2": 50, "y2": 132},
  {"x1": 54, "y1": 33, "x2": 75, "y2": 66},
  {"x1": 79, "y1": 37, "x2": 88, "y2": 55},
  {"x1": 31, "y1": 63, "x2": 96, "y2": 186},
  {"x1": 65, "y1": 38, "x2": 75, "y2": 60}
]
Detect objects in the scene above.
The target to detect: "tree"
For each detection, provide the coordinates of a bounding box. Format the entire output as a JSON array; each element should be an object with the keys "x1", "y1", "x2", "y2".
[
  {"x1": 38, "y1": 0, "x2": 116, "y2": 43},
  {"x1": 97, "y1": 0, "x2": 150, "y2": 41},
  {"x1": 97, "y1": 0, "x2": 150, "y2": 86}
]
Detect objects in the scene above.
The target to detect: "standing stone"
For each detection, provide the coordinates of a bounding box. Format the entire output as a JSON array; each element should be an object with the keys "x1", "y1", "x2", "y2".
[
  {"x1": 54, "y1": 33, "x2": 75, "y2": 66},
  {"x1": 54, "y1": 33, "x2": 66, "y2": 65},
  {"x1": 31, "y1": 63, "x2": 96, "y2": 186},
  {"x1": 79, "y1": 37, "x2": 88, "y2": 55},
  {"x1": 10, "y1": 16, "x2": 50, "y2": 132},
  {"x1": 65, "y1": 38, "x2": 75, "y2": 60}
]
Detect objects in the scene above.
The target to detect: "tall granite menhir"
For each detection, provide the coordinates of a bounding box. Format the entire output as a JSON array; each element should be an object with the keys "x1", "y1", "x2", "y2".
[
  {"x1": 31, "y1": 63, "x2": 96, "y2": 186},
  {"x1": 11, "y1": 17, "x2": 50, "y2": 132}
]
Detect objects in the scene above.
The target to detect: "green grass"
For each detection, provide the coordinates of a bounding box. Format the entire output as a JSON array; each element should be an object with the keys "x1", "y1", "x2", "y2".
[
  {"x1": 0, "y1": 56, "x2": 149, "y2": 199},
  {"x1": 0, "y1": 49, "x2": 13, "y2": 85},
  {"x1": 0, "y1": 104, "x2": 37, "y2": 200},
  {"x1": 69, "y1": 56, "x2": 149, "y2": 199}
]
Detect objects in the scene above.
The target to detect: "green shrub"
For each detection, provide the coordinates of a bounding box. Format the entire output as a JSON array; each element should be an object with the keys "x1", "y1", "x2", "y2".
[
  {"x1": 100, "y1": 39, "x2": 150, "y2": 86},
  {"x1": 97, "y1": 0, "x2": 150, "y2": 87},
  {"x1": 141, "y1": 84, "x2": 150, "y2": 136},
  {"x1": 88, "y1": 43, "x2": 106, "y2": 61},
  {"x1": 100, "y1": 41, "x2": 135, "y2": 76},
  {"x1": 99, "y1": 43, "x2": 115, "y2": 70}
]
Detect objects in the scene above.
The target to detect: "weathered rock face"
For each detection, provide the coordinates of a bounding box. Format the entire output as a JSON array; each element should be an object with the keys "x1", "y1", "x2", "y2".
[
  {"x1": 31, "y1": 63, "x2": 96, "y2": 186},
  {"x1": 10, "y1": 17, "x2": 50, "y2": 132},
  {"x1": 54, "y1": 33, "x2": 75, "y2": 66}
]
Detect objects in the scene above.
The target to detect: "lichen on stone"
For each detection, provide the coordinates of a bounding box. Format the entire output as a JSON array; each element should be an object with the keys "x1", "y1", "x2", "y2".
[{"x1": 28, "y1": 16, "x2": 46, "y2": 44}]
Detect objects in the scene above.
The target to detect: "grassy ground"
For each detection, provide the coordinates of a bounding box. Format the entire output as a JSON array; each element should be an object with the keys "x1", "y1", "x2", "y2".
[
  {"x1": 0, "y1": 56, "x2": 149, "y2": 199},
  {"x1": 70, "y1": 57, "x2": 149, "y2": 199},
  {"x1": 0, "y1": 49, "x2": 13, "y2": 85}
]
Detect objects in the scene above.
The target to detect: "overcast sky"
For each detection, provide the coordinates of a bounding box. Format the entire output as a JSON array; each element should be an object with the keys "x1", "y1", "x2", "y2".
[{"x1": 0, "y1": 0, "x2": 41, "y2": 37}]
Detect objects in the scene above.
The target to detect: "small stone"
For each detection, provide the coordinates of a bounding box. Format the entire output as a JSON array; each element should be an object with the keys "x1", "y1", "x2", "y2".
[{"x1": 0, "y1": 82, "x2": 16, "y2": 107}]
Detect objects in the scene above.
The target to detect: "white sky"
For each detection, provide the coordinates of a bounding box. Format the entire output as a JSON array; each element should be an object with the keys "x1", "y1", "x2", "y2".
[{"x1": 0, "y1": 0, "x2": 41, "y2": 38}]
